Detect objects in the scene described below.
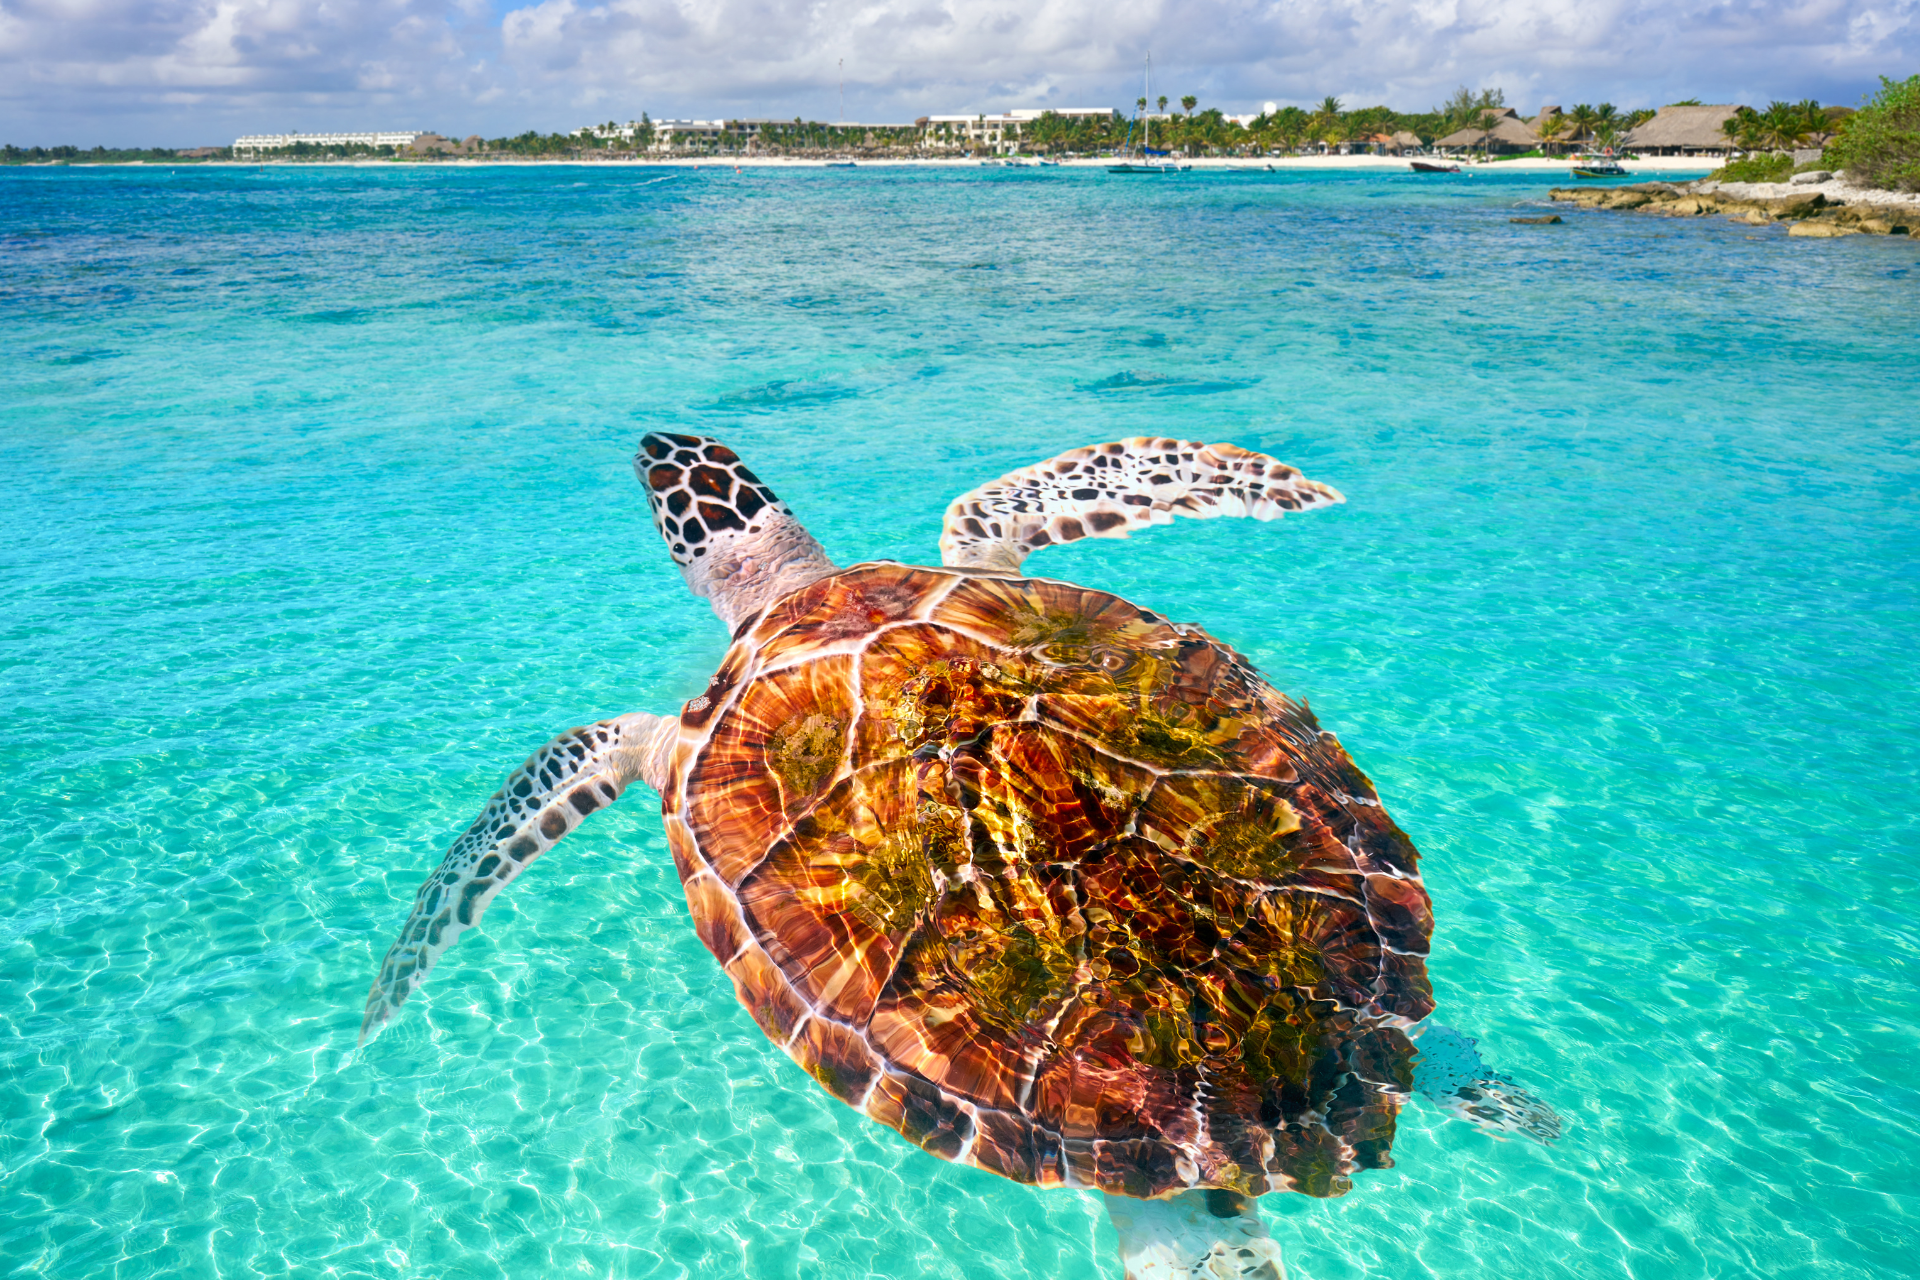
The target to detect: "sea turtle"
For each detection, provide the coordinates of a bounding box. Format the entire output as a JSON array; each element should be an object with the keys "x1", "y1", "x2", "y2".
[{"x1": 358, "y1": 434, "x2": 1561, "y2": 1279}]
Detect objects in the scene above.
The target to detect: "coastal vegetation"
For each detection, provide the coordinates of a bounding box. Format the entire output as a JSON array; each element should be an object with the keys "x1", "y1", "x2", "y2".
[
  {"x1": 1720, "y1": 100, "x2": 1849, "y2": 152},
  {"x1": 1823, "y1": 75, "x2": 1920, "y2": 192},
  {"x1": 1713, "y1": 153, "x2": 1797, "y2": 183},
  {"x1": 1698, "y1": 83, "x2": 1919, "y2": 193},
  {"x1": 3, "y1": 144, "x2": 224, "y2": 163}
]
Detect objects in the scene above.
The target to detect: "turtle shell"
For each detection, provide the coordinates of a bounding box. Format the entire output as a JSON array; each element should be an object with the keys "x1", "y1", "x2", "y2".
[{"x1": 661, "y1": 563, "x2": 1435, "y2": 1200}]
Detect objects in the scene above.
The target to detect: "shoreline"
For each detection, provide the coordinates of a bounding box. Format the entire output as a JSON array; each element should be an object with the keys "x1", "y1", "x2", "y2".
[{"x1": 37, "y1": 154, "x2": 1720, "y2": 174}]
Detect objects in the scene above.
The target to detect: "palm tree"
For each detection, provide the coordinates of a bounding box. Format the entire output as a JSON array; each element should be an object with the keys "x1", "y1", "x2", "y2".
[
  {"x1": 1759, "y1": 100, "x2": 1809, "y2": 151},
  {"x1": 1720, "y1": 106, "x2": 1762, "y2": 152},
  {"x1": 1476, "y1": 109, "x2": 1500, "y2": 160},
  {"x1": 1311, "y1": 96, "x2": 1344, "y2": 152},
  {"x1": 1794, "y1": 98, "x2": 1826, "y2": 145},
  {"x1": 1593, "y1": 103, "x2": 1619, "y2": 145},
  {"x1": 1181, "y1": 95, "x2": 1197, "y2": 119},
  {"x1": 1536, "y1": 111, "x2": 1570, "y2": 154},
  {"x1": 1567, "y1": 104, "x2": 1598, "y2": 146}
]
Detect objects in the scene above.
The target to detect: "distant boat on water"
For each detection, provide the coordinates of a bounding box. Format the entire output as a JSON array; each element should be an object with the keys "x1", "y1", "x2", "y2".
[
  {"x1": 824, "y1": 161, "x2": 856, "y2": 168},
  {"x1": 1571, "y1": 151, "x2": 1628, "y2": 178},
  {"x1": 1108, "y1": 54, "x2": 1190, "y2": 174},
  {"x1": 1410, "y1": 160, "x2": 1462, "y2": 173}
]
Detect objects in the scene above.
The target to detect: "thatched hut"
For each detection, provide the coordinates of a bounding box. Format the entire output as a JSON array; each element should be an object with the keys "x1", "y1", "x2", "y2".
[
  {"x1": 1619, "y1": 105, "x2": 1747, "y2": 156},
  {"x1": 1435, "y1": 109, "x2": 1541, "y2": 155},
  {"x1": 1360, "y1": 131, "x2": 1425, "y2": 154}
]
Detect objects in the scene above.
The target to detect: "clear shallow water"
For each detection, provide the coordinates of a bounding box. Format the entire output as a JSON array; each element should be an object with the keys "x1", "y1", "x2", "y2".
[{"x1": 2, "y1": 163, "x2": 1916, "y2": 1279}]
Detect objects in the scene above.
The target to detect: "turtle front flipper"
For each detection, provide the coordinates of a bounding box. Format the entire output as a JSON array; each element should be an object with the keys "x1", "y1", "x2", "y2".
[
  {"x1": 357, "y1": 711, "x2": 677, "y2": 1047},
  {"x1": 1103, "y1": 1190, "x2": 1286, "y2": 1280},
  {"x1": 939, "y1": 438, "x2": 1344, "y2": 572},
  {"x1": 1409, "y1": 1021, "x2": 1564, "y2": 1144}
]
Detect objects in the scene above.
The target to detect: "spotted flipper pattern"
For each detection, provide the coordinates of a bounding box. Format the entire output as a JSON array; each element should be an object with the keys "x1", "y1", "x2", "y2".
[
  {"x1": 358, "y1": 711, "x2": 676, "y2": 1047},
  {"x1": 1104, "y1": 1190, "x2": 1287, "y2": 1280},
  {"x1": 1409, "y1": 1021, "x2": 1563, "y2": 1143},
  {"x1": 939, "y1": 437, "x2": 1344, "y2": 572}
]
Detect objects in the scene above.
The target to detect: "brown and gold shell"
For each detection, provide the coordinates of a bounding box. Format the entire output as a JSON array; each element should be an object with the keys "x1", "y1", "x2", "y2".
[{"x1": 661, "y1": 564, "x2": 1435, "y2": 1200}]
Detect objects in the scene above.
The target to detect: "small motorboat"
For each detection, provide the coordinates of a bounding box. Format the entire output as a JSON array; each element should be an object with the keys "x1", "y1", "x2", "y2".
[
  {"x1": 1410, "y1": 160, "x2": 1461, "y2": 173},
  {"x1": 1571, "y1": 150, "x2": 1629, "y2": 178},
  {"x1": 824, "y1": 161, "x2": 856, "y2": 168}
]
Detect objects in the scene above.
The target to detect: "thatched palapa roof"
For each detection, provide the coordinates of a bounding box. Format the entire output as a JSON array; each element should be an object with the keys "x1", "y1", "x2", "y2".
[
  {"x1": 1435, "y1": 109, "x2": 1540, "y2": 150},
  {"x1": 1620, "y1": 104, "x2": 1747, "y2": 152}
]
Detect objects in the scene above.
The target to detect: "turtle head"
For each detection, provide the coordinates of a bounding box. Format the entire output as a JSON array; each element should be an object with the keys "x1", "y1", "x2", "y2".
[{"x1": 634, "y1": 433, "x2": 837, "y2": 628}]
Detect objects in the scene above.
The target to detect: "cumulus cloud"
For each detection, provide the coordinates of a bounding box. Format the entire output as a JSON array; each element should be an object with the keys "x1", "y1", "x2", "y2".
[{"x1": 2, "y1": 0, "x2": 1915, "y2": 144}]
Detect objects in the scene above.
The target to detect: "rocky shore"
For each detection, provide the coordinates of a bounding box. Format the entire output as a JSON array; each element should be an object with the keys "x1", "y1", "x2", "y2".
[{"x1": 1549, "y1": 175, "x2": 1917, "y2": 237}]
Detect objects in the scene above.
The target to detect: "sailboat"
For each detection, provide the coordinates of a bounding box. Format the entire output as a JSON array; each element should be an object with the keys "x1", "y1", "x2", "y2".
[{"x1": 1108, "y1": 54, "x2": 1189, "y2": 174}]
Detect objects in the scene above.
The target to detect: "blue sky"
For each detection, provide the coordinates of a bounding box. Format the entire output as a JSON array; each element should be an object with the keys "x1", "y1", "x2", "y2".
[{"x1": 2, "y1": 0, "x2": 1914, "y2": 146}]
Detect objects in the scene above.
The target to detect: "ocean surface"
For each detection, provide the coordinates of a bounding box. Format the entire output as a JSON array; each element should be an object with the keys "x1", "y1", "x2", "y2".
[{"x1": 2, "y1": 162, "x2": 1915, "y2": 1280}]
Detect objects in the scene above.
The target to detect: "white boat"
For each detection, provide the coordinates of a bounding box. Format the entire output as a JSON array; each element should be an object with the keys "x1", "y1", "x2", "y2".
[{"x1": 1108, "y1": 54, "x2": 1189, "y2": 174}]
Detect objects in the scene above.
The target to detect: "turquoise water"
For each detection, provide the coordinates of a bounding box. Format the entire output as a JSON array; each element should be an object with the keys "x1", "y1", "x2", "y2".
[{"x1": 2, "y1": 163, "x2": 1916, "y2": 1279}]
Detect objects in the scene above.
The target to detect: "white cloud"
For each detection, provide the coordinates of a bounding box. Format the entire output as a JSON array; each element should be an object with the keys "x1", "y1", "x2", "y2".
[{"x1": 1, "y1": 0, "x2": 1914, "y2": 143}]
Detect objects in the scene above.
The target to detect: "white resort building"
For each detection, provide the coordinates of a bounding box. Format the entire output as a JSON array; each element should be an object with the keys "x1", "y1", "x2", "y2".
[
  {"x1": 919, "y1": 108, "x2": 1120, "y2": 154},
  {"x1": 233, "y1": 131, "x2": 423, "y2": 153}
]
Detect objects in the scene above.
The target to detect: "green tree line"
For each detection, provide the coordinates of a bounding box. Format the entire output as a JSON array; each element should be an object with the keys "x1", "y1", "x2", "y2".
[{"x1": 4, "y1": 144, "x2": 230, "y2": 164}]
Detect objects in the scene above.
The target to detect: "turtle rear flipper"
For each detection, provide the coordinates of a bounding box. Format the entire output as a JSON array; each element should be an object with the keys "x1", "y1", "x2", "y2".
[
  {"x1": 1410, "y1": 1021, "x2": 1564, "y2": 1144},
  {"x1": 1103, "y1": 1190, "x2": 1286, "y2": 1280}
]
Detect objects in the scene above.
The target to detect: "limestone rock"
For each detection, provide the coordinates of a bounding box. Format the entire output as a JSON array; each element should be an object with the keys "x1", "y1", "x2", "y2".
[
  {"x1": 1790, "y1": 170, "x2": 1832, "y2": 185},
  {"x1": 1757, "y1": 193, "x2": 1825, "y2": 218},
  {"x1": 1787, "y1": 221, "x2": 1859, "y2": 237},
  {"x1": 1510, "y1": 215, "x2": 1563, "y2": 224}
]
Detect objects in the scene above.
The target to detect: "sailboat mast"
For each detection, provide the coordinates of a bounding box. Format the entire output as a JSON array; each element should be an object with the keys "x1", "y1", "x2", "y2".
[{"x1": 1144, "y1": 54, "x2": 1151, "y2": 155}]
